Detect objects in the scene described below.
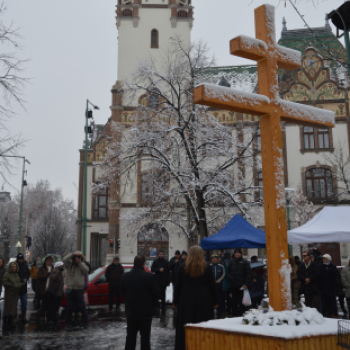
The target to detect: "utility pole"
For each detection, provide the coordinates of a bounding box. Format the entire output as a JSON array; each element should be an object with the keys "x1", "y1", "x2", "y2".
[
  {"x1": 2, "y1": 155, "x2": 30, "y2": 254},
  {"x1": 82, "y1": 100, "x2": 99, "y2": 255}
]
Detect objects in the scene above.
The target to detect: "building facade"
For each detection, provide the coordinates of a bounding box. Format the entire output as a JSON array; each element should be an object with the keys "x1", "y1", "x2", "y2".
[{"x1": 76, "y1": 3, "x2": 350, "y2": 268}]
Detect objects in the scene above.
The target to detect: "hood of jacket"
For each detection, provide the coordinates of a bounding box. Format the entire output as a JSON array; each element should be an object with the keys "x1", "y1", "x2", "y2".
[{"x1": 7, "y1": 262, "x2": 19, "y2": 273}]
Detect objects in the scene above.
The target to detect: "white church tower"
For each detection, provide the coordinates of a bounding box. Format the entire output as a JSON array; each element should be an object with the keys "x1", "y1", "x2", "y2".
[
  {"x1": 115, "y1": 0, "x2": 193, "y2": 91},
  {"x1": 104, "y1": 0, "x2": 194, "y2": 263}
]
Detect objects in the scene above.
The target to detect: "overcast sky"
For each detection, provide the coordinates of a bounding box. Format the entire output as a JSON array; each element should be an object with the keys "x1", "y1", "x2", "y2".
[{"x1": 3, "y1": 0, "x2": 343, "y2": 204}]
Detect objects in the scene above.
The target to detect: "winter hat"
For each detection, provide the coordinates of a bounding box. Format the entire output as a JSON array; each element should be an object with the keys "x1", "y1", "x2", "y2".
[
  {"x1": 113, "y1": 255, "x2": 120, "y2": 261},
  {"x1": 17, "y1": 253, "x2": 24, "y2": 260},
  {"x1": 54, "y1": 262, "x2": 64, "y2": 269},
  {"x1": 211, "y1": 254, "x2": 218, "y2": 258},
  {"x1": 181, "y1": 251, "x2": 188, "y2": 256},
  {"x1": 234, "y1": 248, "x2": 242, "y2": 255},
  {"x1": 322, "y1": 254, "x2": 332, "y2": 262},
  {"x1": 175, "y1": 250, "x2": 181, "y2": 255}
]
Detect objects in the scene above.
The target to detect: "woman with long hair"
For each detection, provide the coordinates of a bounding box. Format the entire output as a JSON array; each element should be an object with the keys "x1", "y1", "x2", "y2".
[{"x1": 173, "y1": 245, "x2": 218, "y2": 350}]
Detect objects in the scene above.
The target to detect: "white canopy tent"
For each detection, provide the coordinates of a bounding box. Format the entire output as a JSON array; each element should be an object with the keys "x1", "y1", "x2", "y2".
[{"x1": 287, "y1": 206, "x2": 350, "y2": 244}]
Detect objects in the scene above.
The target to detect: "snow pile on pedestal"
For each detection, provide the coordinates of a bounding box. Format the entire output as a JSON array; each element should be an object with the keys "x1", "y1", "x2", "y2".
[
  {"x1": 187, "y1": 302, "x2": 339, "y2": 339},
  {"x1": 242, "y1": 305, "x2": 324, "y2": 326}
]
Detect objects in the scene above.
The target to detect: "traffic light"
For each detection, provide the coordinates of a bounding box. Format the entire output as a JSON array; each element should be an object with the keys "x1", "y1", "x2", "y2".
[
  {"x1": 116, "y1": 239, "x2": 120, "y2": 251},
  {"x1": 26, "y1": 236, "x2": 32, "y2": 248},
  {"x1": 109, "y1": 239, "x2": 114, "y2": 248}
]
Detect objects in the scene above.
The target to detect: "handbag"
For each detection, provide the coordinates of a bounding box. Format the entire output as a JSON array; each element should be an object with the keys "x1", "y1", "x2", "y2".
[
  {"x1": 46, "y1": 284, "x2": 59, "y2": 296},
  {"x1": 242, "y1": 289, "x2": 252, "y2": 306}
]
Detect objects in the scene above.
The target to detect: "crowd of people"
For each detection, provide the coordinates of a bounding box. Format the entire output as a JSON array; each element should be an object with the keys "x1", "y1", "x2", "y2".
[{"x1": 0, "y1": 247, "x2": 348, "y2": 350}]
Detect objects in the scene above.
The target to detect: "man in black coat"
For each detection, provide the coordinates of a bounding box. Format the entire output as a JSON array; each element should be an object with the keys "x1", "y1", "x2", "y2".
[
  {"x1": 173, "y1": 251, "x2": 188, "y2": 286},
  {"x1": 105, "y1": 256, "x2": 124, "y2": 312},
  {"x1": 169, "y1": 250, "x2": 181, "y2": 289},
  {"x1": 121, "y1": 255, "x2": 158, "y2": 350},
  {"x1": 151, "y1": 250, "x2": 170, "y2": 311},
  {"x1": 16, "y1": 253, "x2": 30, "y2": 323},
  {"x1": 320, "y1": 253, "x2": 339, "y2": 318},
  {"x1": 227, "y1": 248, "x2": 252, "y2": 317},
  {"x1": 297, "y1": 250, "x2": 320, "y2": 312}
]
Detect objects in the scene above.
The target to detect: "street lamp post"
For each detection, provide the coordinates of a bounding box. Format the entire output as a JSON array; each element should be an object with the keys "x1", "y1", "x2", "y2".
[
  {"x1": 82, "y1": 100, "x2": 99, "y2": 255},
  {"x1": 2, "y1": 155, "x2": 30, "y2": 254}
]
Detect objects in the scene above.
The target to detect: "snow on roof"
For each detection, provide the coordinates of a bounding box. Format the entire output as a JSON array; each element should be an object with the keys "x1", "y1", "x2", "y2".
[{"x1": 186, "y1": 315, "x2": 338, "y2": 339}]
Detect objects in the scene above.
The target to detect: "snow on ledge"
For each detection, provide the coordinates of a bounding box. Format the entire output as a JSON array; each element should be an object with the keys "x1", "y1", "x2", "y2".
[
  {"x1": 186, "y1": 307, "x2": 339, "y2": 339},
  {"x1": 277, "y1": 99, "x2": 335, "y2": 125},
  {"x1": 202, "y1": 83, "x2": 270, "y2": 106}
]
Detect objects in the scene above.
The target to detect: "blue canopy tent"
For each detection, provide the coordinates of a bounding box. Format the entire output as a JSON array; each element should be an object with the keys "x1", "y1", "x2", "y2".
[{"x1": 200, "y1": 214, "x2": 266, "y2": 249}]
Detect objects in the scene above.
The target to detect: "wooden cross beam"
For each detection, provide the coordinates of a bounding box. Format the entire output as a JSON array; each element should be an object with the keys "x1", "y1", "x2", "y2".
[{"x1": 194, "y1": 4, "x2": 335, "y2": 311}]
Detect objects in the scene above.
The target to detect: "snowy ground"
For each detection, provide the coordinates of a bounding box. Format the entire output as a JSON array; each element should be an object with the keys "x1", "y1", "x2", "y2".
[{"x1": 0, "y1": 291, "x2": 176, "y2": 349}]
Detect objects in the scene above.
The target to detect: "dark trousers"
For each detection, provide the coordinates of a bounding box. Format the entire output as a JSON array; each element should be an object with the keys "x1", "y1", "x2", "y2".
[
  {"x1": 109, "y1": 283, "x2": 121, "y2": 310},
  {"x1": 251, "y1": 295, "x2": 263, "y2": 309},
  {"x1": 40, "y1": 294, "x2": 49, "y2": 318},
  {"x1": 159, "y1": 287, "x2": 166, "y2": 310},
  {"x1": 32, "y1": 279, "x2": 38, "y2": 302},
  {"x1": 125, "y1": 318, "x2": 152, "y2": 350},
  {"x1": 305, "y1": 293, "x2": 320, "y2": 312},
  {"x1": 216, "y1": 287, "x2": 225, "y2": 318},
  {"x1": 231, "y1": 287, "x2": 245, "y2": 317},
  {"x1": 322, "y1": 294, "x2": 337, "y2": 317},
  {"x1": 65, "y1": 289, "x2": 88, "y2": 326}
]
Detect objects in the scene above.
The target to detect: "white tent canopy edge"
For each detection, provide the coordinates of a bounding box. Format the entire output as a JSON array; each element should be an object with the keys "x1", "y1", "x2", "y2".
[{"x1": 287, "y1": 206, "x2": 350, "y2": 245}]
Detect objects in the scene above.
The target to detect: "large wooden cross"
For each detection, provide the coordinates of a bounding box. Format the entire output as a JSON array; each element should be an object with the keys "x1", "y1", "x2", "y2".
[{"x1": 194, "y1": 4, "x2": 335, "y2": 311}]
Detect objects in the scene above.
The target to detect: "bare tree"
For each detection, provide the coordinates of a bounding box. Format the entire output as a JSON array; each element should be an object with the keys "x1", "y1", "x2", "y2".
[
  {"x1": 288, "y1": 185, "x2": 315, "y2": 228},
  {"x1": 22, "y1": 180, "x2": 76, "y2": 257},
  {"x1": 0, "y1": 199, "x2": 18, "y2": 260},
  {"x1": 0, "y1": 2, "x2": 27, "y2": 184},
  {"x1": 96, "y1": 39, "x2": 260, "y2": 243},
  {"x1": 324, "y1": 144, "x2": 350, "y2": 203}
]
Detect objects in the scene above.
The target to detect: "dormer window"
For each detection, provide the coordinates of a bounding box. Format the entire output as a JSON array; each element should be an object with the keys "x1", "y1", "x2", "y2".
[{"x1": 218, "y1": 77, "x2": 231, "y2": 88}]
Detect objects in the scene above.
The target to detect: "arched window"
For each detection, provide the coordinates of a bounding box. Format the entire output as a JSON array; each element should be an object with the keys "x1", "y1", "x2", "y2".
[
  {"x1": 122, "y1": 9, "x2": 132, "y2": 16},
  {"x1": 151, "y1": 29, "x2": 159, "y2": 49},
  {"x1": 178, "y1": 10, "x2": 188, "y2": 17},
  {"x1": 138, "y1": 224, "x2": 169, "y2": 260},
  {"x1": 149, "y1": 93, "x2": 159, "y2": 109},
  {"x1": 305, "y1": 168, "x2": 333, "y2": 200},
  {"x1": 303, "y1": 126, "x2": 315, "y2": 149}
]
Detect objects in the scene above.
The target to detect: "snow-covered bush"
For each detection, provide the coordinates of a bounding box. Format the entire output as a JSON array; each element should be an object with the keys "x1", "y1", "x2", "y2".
[{"x1": 242, "y1": 302, "x2": 324, "y2": 326}]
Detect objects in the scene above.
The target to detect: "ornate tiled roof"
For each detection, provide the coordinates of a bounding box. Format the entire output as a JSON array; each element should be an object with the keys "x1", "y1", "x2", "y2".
[
  {"x1": 198, "y1": 21, "x2": 348, "y2": 92},
  {"x1": 199, "y1": 65, "x2": 258, "y2": 93}
]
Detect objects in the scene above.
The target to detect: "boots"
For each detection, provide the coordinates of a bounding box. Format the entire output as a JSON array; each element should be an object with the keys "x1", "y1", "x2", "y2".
[
  {"x1": 2, "y1": 316, "x2": 9, "y2": 331},
  {"x1": 8, "y1": 316, "x2": 16, "y2": 330},
  {"x1": 21, "y1": 310, "x2": 29, "y2": 324}
]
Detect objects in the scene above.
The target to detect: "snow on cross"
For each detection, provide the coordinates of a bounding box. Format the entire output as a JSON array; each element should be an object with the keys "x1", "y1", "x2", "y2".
[{"x1": 194, "y1": 4, "x2": 335, "y2": 312}]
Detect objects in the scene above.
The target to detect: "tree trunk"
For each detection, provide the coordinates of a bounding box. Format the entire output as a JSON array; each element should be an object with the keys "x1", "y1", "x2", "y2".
[{"x1": 195, "y1": 189, "x2": 208, "y2": 239}]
